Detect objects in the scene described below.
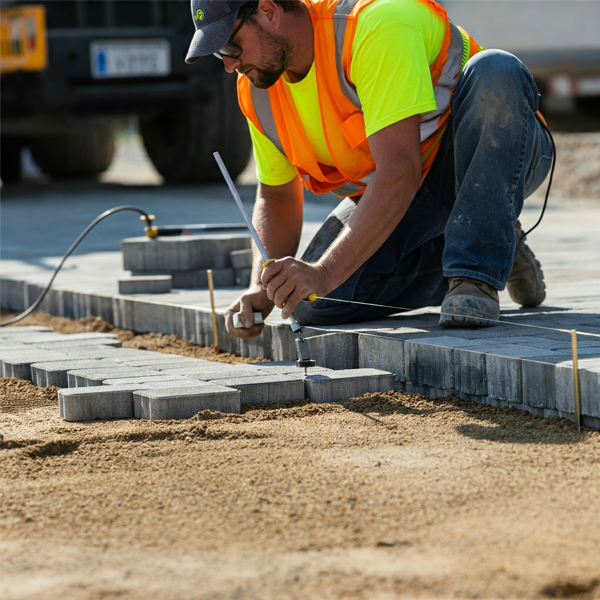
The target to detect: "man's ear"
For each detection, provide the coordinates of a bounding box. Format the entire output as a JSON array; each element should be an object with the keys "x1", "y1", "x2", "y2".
[{"x1": 257, "y1": 0, "x2": 281, "y2": 28}]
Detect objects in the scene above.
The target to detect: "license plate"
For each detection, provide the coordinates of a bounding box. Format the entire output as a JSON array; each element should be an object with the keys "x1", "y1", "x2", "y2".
[
  {"x1": 91, "y1": 39, "x2": 170, "y2": 79},
  {"x1": 0, "y1": 5, "x2": 47, "y2": 74}
]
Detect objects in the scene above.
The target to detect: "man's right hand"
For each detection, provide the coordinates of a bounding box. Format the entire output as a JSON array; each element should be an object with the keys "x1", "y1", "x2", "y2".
[{"x1": 225, "y1": 284, "x2": 275, "y2": 339}]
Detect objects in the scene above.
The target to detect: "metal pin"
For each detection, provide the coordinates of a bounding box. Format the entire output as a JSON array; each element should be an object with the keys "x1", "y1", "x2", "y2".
[{"x1": 571, "y1": 329, "x2": 581, "y2": 431}]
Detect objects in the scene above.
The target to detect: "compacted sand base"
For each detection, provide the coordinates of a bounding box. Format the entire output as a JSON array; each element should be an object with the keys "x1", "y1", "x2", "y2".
[{"x1": 1, "y1": 312, "x2": 599, "y2": 599}]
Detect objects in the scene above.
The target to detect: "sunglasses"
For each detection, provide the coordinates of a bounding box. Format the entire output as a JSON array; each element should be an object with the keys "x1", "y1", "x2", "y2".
[{"x1": 213, "y1": 8, "x2": 255, "y2": 60}]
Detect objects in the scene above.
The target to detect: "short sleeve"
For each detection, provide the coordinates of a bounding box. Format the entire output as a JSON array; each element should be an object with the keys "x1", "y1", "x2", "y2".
[
  {"x1": 350, "y1": 0, "x2": 445, "y2": 138},
  {"x1": 248, "y1": 119, "x2": 298, "y2": 186}
]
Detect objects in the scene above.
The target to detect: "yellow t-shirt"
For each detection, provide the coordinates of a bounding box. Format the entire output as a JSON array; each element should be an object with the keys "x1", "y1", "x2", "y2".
[{"x1": 249, "y1": 0, "x2": 446, "y2": 187}]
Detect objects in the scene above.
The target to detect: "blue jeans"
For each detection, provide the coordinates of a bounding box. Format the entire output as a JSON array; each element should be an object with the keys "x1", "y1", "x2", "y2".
[{"x1": 294, "y1": 50, "x2": 554, "y2": 326}]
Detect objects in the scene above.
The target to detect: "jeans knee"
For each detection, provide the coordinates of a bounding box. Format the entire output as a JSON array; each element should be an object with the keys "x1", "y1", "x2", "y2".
[{"x1": 453, "y1": 50, "x2": 539, "y2": 115}]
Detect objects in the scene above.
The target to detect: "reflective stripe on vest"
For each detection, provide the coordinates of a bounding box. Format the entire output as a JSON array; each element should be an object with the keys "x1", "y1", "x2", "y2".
[{"x1": 420, "y1": 20, "x2": 464, "y2": 143}]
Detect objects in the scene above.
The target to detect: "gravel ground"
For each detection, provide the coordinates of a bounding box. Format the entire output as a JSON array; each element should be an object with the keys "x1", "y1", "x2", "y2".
[{"x1": 1, "y1": 313, "x2": 599, "y2": 600}]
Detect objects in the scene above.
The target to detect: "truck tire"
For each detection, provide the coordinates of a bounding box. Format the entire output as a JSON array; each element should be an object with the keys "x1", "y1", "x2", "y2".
[
  {"x1": 0, "y1": 137, "x2": 23, "y2": 184},
  {"x1": 30, "y1": 126, "x2": 116, "y2": 180},
  {"x1": 140, "y1": 74, "x2": 252, "y2": 183}
]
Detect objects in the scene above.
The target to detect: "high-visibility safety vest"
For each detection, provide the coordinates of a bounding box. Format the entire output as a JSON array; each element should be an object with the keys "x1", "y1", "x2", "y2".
[{"x1": 237, "y1": 0, "x2": 481, "y2": 198}]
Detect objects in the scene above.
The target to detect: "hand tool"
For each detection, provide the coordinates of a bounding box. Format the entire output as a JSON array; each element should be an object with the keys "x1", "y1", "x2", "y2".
[
  {"x1": 233, "y1": 312, "x2": 263, "y2": 328},
  {"x1": 213, "y1": 151, "x2": 316, "y2": 374}
]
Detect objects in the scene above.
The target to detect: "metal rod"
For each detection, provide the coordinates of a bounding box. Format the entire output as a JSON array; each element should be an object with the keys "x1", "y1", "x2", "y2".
[
  {"x1": 571, "y1": 329, "x2": 581, "y2": 431},
  {"x1": 213, "y1": 152, "x2": 269, "y2": 263},
  {"x1": 213, "y1": 152, "x2": 303, "y2": 334},
  {"x1": 207, "y1": 270, "x2": 219, "y2": 355}
]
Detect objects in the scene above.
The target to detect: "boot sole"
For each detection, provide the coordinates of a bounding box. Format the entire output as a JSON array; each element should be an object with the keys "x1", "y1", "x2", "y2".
[{"x1": 439, "y1": 296, "x2": 500, "y2": 328}]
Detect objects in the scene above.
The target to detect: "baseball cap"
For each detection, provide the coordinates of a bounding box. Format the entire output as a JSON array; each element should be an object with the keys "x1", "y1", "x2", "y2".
[{"x1": 185, "y1": 0, "x2": 251, "y2": 64}]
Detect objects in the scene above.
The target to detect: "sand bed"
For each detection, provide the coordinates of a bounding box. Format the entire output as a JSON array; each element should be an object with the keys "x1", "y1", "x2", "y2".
[{"x1": 1, "y1": 312, "x2": 600, "y2": 599}]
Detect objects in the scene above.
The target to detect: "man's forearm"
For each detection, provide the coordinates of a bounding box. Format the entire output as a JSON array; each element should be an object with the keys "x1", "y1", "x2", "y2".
[{"x1": 250, "y1": 179, "x2": 304, "y2": 285}]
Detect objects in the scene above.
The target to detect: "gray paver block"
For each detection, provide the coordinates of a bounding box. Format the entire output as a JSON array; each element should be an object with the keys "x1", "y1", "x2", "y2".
[
  {"x1": 3, "y1": 332, "x2": 118, "y2": 345},
  {"x1": 483, "y1": 345, "x2": 559, "y2": 359},
  {"x1": 133, "y1": 385, "x2": 241, "y2": 420},
  {"x1": 358, "y1": 335, "x2": 405, "y2": 381},
  {"x1": 31, "y1": 359, "x2": 118, "y2": 388},
  {"x1": 35, "y1": 338, "x2": 122, "y2": 349},
  {"x1": 486, "y1": 354, "x2": 522, "y2": 403},
  {"x1": 121, "y1": 234, "x2": 251, "y2": 272},
  {"x1": 105, "y1": 357, "x2": 213, "y2": 368},
  {"x1": 92, "y1": 350, "x2": 168, "y2": 363},
  {"x1": 306, "y1": 332, "x2": 359, "y2": 370},
  {"x1": 454, "y1": 348, "x2": 487, "y2": 396},
  {"x1": 230, "y1": 248, "x2": 253, "y2": 269},
  {"x1": 209, "y1": 374, "x2": 306, "y2": 405},
  {"x1": 580, "y1": 368, "x2": 600, "y2": 418},
  {"x1": 129, "y1": 301, "x2": 184, "y2": 337},
  {"x1": 234, "y1": 267, "x2": 251, "y2": 287},
  {"x1": 405, "y1": 341, "x2": 454, "y2": 389},
  {"x1": 118, "y1": 276, "x2": 172, "y2": 295},
  {"x1": 252, "y1": 362, "x2": 332, "y2": 376},
  {"x1": 522, "y1": 359, "x2": 556, "y2": 409},
  {"x1": 64, "y1": 347, "x2": 147, "y2": 360},
  {"x1": 0, "y1": 343, "x2": 28, "y2": 352},
  {"x1": 555, "y1": 364, "x2": 575, "y2": 415},
  {"x1": 172, "y1": 268, "x2": 234, "y2": 289},
  {"x1": 269, "y1": 322, "x2": 297, "y2": 362},
  {"x1": 128, "y1": 269, "x2": 235, "y2": 289},
  {"x1": 405, "y1": 382, "x2": 454, "y2": 398},
  {"x1": 67, "y1": 367, "x2": 162, "y2": 388},
  {"x1": 59, "y1": 379, "x2": 209, "y2": 422},
  {"x1": 102, "y1": 375, "x2": 192, "y2": 386},
  {"x1": 59, "y1": 384, "x2": 141, "y2": 421},
  {"x1": 0, "y1": 326, "x2": 52, "y2": 337},
  {"x1": 305, "y1": 369, "x2": 394, "y2": 404},
  {"x1": 165, "y1": 366, "x2": 265, "y2": 380},
  {"x1": 1, "y1": 351, "x2": 69, "y2": 379}
]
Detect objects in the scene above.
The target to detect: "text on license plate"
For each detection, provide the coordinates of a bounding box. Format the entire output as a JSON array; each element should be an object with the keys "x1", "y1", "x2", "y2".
[{"x1": 91, "y1": 39, "x2": 170, "y2": 79}]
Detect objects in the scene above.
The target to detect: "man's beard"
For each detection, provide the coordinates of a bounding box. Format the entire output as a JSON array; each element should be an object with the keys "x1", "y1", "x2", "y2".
[{"x1": 240, "y1": 27, "x2": 292, "y2": 89}]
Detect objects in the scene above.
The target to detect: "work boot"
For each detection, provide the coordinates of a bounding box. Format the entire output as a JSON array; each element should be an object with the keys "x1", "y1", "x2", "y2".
[
  {"x1": 439, "y1": 277, "x2": 500, "y2": 327},
  {"x1": 507, "y1": 220, "x2": 546, "y2": 307}
]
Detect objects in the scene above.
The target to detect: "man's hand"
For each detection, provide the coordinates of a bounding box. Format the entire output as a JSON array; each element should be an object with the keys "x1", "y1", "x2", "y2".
[
  {"x1": 261, "y1": 257, "x2": 330, "y2": 319},
  {"x1": 225, "y1": 284, "x2": 275, "y2": 339}
]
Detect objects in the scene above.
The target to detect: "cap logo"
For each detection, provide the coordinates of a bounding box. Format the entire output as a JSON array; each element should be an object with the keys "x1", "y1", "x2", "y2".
[{"x1": 194, "y1": 9, "x2": 205, "y2": 21}]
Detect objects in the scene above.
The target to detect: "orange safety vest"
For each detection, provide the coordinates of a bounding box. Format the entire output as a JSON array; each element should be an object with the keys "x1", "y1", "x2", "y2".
[{"x1": 238, "y1": 0, "x2": 481, "y2": 198}]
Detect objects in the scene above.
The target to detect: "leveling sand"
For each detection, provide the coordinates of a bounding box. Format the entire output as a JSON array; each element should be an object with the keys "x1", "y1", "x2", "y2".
[{"x1": 1, "y1": 312, "x2": 599, "y2": 599}]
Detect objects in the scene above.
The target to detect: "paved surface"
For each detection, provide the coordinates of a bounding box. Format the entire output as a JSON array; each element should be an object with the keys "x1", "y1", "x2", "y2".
[
  {"x1": 1, "y1": 135, "x2": 599, "y2": 425},
  {"x1": 0, "y1": 328, "x2": 396, "y2": 421}
]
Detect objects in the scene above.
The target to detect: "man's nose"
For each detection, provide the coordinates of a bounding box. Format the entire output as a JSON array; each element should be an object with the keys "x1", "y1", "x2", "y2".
[{"x1": 222, "y1": 55, "x2": 241, "y2": 74}]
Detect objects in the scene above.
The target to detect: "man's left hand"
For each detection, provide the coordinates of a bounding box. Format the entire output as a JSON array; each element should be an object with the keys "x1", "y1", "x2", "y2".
[{"x1": 261, "y1": 257, "x2": 329, "y2": 319}]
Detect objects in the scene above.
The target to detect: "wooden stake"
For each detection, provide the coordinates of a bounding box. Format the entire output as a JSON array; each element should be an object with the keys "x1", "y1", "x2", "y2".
[
  {"x1": 207, "y1": 270, "x2": 218, "y2": 355},
  {"x1": 571, "y1": 329, "x2": 581, "y2": 431}
]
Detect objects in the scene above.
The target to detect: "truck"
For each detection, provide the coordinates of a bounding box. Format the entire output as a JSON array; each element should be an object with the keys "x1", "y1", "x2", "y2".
[
  {"x1": 440, "y1": 0, "x2": 600, "y2": 119},
  {"x1": 0, "y1": 0, "x2": 251, "y2": 184}
]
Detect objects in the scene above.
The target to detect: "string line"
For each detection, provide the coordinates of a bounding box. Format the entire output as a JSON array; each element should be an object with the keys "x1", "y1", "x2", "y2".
[{"x1": 305, "y1": 296, "x2": 600, "y2": 340}]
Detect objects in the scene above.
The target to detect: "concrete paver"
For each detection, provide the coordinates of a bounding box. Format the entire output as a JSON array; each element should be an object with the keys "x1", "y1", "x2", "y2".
[
  {"x1": 31, "y1": 359, "x2": 119, "y2": 388},
  {"x1": 118, "y1": 275, "x2": 172, "y2": 295},
  {"x1": 133, "y1": 384, "x2": 241, "y2": 420},
  {"x1": 67, "y1": 367, "x2": 162, "y2": 387},
  {"x1": 305, "y1": 369, "x2": 395, "y2": 404},
  {"x1": 121, "y1": 234, "x2": 251, "y2": 272},
  {"x1": 1, "y1": 182, "x2": 598, "y2": 426},
  {"x1": 209, "y1": 374, "x2": 306, "y2": 404}
]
